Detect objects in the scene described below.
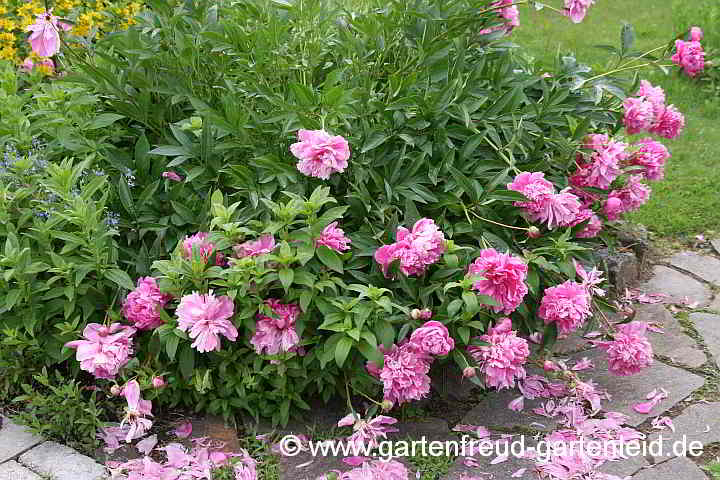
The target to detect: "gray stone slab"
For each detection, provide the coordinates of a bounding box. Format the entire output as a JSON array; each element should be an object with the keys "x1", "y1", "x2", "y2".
[
  {"x1": 691, "y1": 312, "x2": 720, "y2": 361},
  {"x1": 460, "y1": 388, "x2": 560, "y2": 432},
  {"x1": 599, "y1": 454, "x2": 649, "y2": 478},
  {"x1": 644, "y1": 402, "x2": 720, "y2": 462},
  {"x1": 632, "y1": 456, "x2": 707, "y2": 480},
  {"x1": 18, "y1": 442, "x2": 107, "y2": 480},
  {"x1": 0, "y1": 418, "x2": 43, "y2": 464},
  {"x1": 641, "y1": 265, "x2": 711, "y2": 307},
  {"x1": 712, "y1": 239, "x2": 720, "y2": 256},
  {"x1": 568, "y1": 349, "x2": 704, "y2": 427},
  {"x1": 710, "y1": 295, "x2": 720, "y2": 313},
  {"x1": 441, "y1": 433, "x2": 537, "y2": 480},
  {"x1": 668, "y1": 251, "x2": 720, "y2": 286},
  {"x1": 636, "y1": 304, "x2": 707, "y2": 368},
  {"x1": 0, "y1": 461, "x2": 42, "y2": 480}
]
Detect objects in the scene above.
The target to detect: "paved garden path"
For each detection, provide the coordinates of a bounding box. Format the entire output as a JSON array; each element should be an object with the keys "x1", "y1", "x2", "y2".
[{"x1": 4, "y1": 249, "x2": 720, "y2": 480}]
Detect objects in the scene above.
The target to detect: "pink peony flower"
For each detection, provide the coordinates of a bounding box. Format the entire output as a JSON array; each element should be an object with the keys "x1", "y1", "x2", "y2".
[
  {"x1": 233, "y1": 234, "x2": 276, "y2": 258},
  {"x1": 690, "y1": 26, "x2": 703, "y2": 42},
  {"x1": 623, "y1": 97, "x2": 655, "y2": 135},
  {"x1": 636, "y1": 80, "x2": 666, "y2": 105},
  {"x1": 334, "y1": 459, "x2": 409, "y2": 480},
  {"x1": 409, "y1": 321, "x2": 455, "y2": 356},
  {"x1": 315, "y1": 221, "x2": 351, "y2": 252},
  {"x1": 337, "y1": 414, "x2": 399, "y2": 450},
  {"x1": 410, "y1": 308, "x2": 433, "y2": 320},
  {"x1": 630, "y1": 138, "x2": 670, "y2": 181},
  {"x1": 468, "y1": 318, "x2": 530, "y2": 390},
  {"x1": 122, "y1": 276, "x2": 172, "y2": 330},
  {"x1": 182, "y1": 232, "x2": 215, "y2": 263},
  {"x1": 467, "y1": 248, "x2": 528, "y2": 314},
  {"x1": 575, "y1": 213, "x2": 602, "y2": 239},
  {"x1": 176, "y1": 291, "x2": 237, "y2": 353},
  {"x1": 26, "y1": 10, "x2": 71, "y2": 57},
  {"x1": 538, "y1": 281, "x2": 592, "y2": 335},
  {"x1": 570, "y1": 134, "x2": 628, "y2": 190},
  {"x1": 290, "y1": 129, "x2": 350, "y2": 180},
  {"x1": 65, "y1": 323, "x2": 136, "y2": 379},
  {"x1": 507, "y1": 172, "x2": 583, "y2": 229},
  {"x1": 463, "y1": 366, "x2": 477, "y2": 378},
  {"x1": 162, "y1": 171, "x2": 183, "y2": 182},
  {"x1": 379, "y1": 342, "x2": 433, "y2": 405},
  {"x1": 649, "y1": 104, "x2": 685, "y2": 139},
  {"x1": 21, "y1": 57, "x2": 54, "y2": 73},
  {"x1": 151, "y1": 376, "x2": 166, "y2": 389},
  {"x1": 480, "y1": 0, "x2": 520, "y2": 35},
  {"x1": 250, "y1": 299, "x2": 302, "y2": 355},
  {"x1": 604, "y1": 175, "x2": 651, "y2": 221},
  {"x1": 507, "y1": 171, "x2": 555, "y2": 200},
  {"x1": 120, "y1": 380, "x2": 153, "y2": 443},
  {"x1": 564, "y1": 0, "x2": 595, "y2": 23},
  {"x1": 597, "y1": 322, "x2": 653, "y2": 376},
  {"x1": 671, "y1": 39, "x2": 705, "y2": 77},
  {"x1": 374, "y1": 218, "x2": 446, "y2": 277}
]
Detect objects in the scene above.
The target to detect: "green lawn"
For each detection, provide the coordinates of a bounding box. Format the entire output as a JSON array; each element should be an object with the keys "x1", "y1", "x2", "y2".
[{"x1": 512, "y1": 0, "x2": 720, "y2": 237}]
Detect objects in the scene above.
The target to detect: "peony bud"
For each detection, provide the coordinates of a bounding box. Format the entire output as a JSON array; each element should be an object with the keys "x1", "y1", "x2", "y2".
[
  {"x1": 543, "y1": 360, "x2": 558, "y2": 372},
  {"x1": 527, "y1": 226, "x2": 541, "y2": 239},
  {"x1": 151, "y1": 376, "x2": 166, "y2": 389},
  {"x1": 381, "y1": 400, "x2": 394, "y2": 412},
  {"x1": 410, "y1": 309, "x2": 422, "y2": 320},
  {"x1": 463, "y1": 367, "x2": 477, "y2": 378},
  {"x1": 110, "y1": 385, "x2": 122, "y2": 396}
]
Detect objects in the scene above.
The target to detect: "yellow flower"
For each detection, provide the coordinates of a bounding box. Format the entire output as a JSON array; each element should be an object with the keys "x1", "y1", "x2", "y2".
[
  {"x1": 0, "y1": 45, "x2": 17, "y2": 61},
  {"x1": 0, "y1": 18, "x2": 18, "y2": 31}
]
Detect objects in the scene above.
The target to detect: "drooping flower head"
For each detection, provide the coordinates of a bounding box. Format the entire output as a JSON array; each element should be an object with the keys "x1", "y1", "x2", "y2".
[
  {"x1": 374, "y1": 218, "x2": 446, "y2": 277},
  {"x1": 250, "y1": 299, "x2": 302, "y2": 355},
  {"x1": 597, "y1": 321, "x2": 653, "y2": 376},
  {"x1": 378, "y1": 342, "x2": 433, "y2": 405},
  {"x1": 564, "y1": 0, "x2": 595, "y2": 23},
  {"x1": 337, "y1": 414, "x2": 399, "y2": 450},
  {"x1": 233, "y1": 234, "x2": 276, "y2": 258},
  {"x1": 574, "y1": 212, "x2": 603, "y2": 239},
  {"x1": 671, "y1": 39, "x2": 705, "y2": 77},
  {"x1": 176, "y1": 291, "x2": 237, "y2": 353},
  {"x1": 315, "y1": 222, "x2": 352, "y2": 252},
  {"x1": 468, "y1": 317, "x2": 530, "y2": 390},
  {"x1": 507, "y1": 172, "x2": 583, "y2": 229},
  {"x1": 182, "y1": 232, "x2": 215, "y2": 263},
  {"x1": 604, "y1": 175, "x2": 651, "y2": 221},
  {"x1": 538, "y1": 281, "x2": 592, "y2": 335},
  {"x1": 162, "y1": 171, "x2": 183, "y2": 182},
  {"x1": 290, "y1": 129, "x2": 350, "y2": 180},
  {"x1": 120, "y1": 380, "x2": 153, "y2": 443},
  {"x1": 467, "y1": 248, "x2": 528, "y2": 314},
  {"x1": 122, "y1": 276, "x2": 172, "y2": 330},
  {"x1": 630, "y1": 138, "x2": 670, "y2": 181},
  {"x1": 65, "y1": 323, "x2": 136, "y2": 379},
  {"x1": 26, "y1": 9, "x2": 71, "y2": 58},
  {"x1": 480, "y1": 0, "x2": 520, "y2": 35},
  {"x1": 507, "y1": 171, "x2": 555, "y2": 200},
  {"x1": 570, "y1": 134, "x2": 628, "y2": 190},
  {"x1": 332, "y1": 459, "x2": 409, "y2": 480},
  {"x1": 623, "y1": 97, "x2": 655, "y2": 135},
  {"x1": 408, "y1": 321, "x2": 455, "y2": 356},
  {"x1": 649, "y1": 104, "x2": 685, "y2": 139}
]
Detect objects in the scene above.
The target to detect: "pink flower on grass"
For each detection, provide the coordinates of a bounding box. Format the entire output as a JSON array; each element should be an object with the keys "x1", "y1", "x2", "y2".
[
  {"x1": 630, "y1": 138, "x2": 670, "y2": 181},
  {"x1": 176, "y1": 291, "x2": 237, "y2": 353},
  {"x1": 233, "y1": 234, "x2": 276, "y2": 258},
  {"x1": 564, "y1": 0, "x2": 595, "y2": 23},
  {"x1": 378, "y1": 342, "x2": 433, "y2": 405},
  {"x1": 690, "y1": 26, "x2": 703, "y2": 42},
  {"x1": 122, "y1": 277, "x2": 172, "y2": 330},
  {"x1": 65, "y1": 323, "x2": 136, "y2": 379},
  {"x1": 162, "y1": 171, "x2": 183, "y2": 182},
  {"x1": 290, "y1": 129, "x2": 350, "y2": 180},
  {"x1": 315, "y1": 222, "x2": 351, "y2": 252},
  {"x1": 337, "y1": 414, "x2": 399, "y2": 450},
  {"x1": 649, "y1": 104, "x2": 685, "y2": 139},
  {"x1": 467, "y1": 248, "x2": 528, "y2": 314},
  {"x1": 570, "y1": 134, "x2": 628, "y2": 190},
  {"x1": 26, "y1": 10, "x2": 71, "y2": 57},
  {"x1": 250, "y1": 299, "x2": 301, "y2": 355},
  {"x1": 597, "y1": 322, "x2": 653, "y2": 376},
  {"x1": 409, "y1": 321, "x2": 455, "y2": 356},
  {"x1": 636, "y1": 80, "x2": 666, "y2": 105},
  {"x1": 121, "y1": 380, "x2": 153, "y2": 443},
  {"x1": 604, "y1": 175, "x2": 651, "y2": 221},
  {"x1": 374, "y1": 218, "x2": 446, "y2": 277},
  {"x1": 538, "y1": 281, "x2": 592, "y2": 336},
  {"x1": 468, "y1": 318, "x2": 530, "y2": 390},
  {"x1": 479, "y1": 0, "x2": 520, "y2": 35},
  {"x1": 182, "y1": 232, "x2": 215, "y2": 263},
  {"x1": 671, "y1": 40, "x2": 705, "y2": 77},
  {"x1": 623, "y1": 97, "x2": 655, "y2": 134}
]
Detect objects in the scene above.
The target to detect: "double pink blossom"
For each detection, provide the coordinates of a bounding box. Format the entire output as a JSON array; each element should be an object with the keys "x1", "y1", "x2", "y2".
[
  {"x1": 122, "y1": 277, "x2": 172, "y2": 330},
  {"x1": 408, "y1": 321, "x2": 455, "y2": 356},
  {"x1": 176, "y1": 291, "x2": 237, "y2": 353},
  {"x1": 182, "y1": 232, "x2": 215, "y2": 263},
  {"x1": 538, "y1": 281, "x2": 592, "y2": 335},
  {"x1": 467, "y1": 248, "x2": 528, "y2": 314},
  {"x1": 623, "y1": 80, "x2": 685, "y2": 139},
  {"x1": 574, "y1": 212, "x2": 602, "y2": 239},
  {"x1": 120, "y1": 380, "x2": 153, "y2": 443},
  {"x1": 468, "y1": 318, "x2": 530, "y2": 390},
  {"x1": 630, "y1": 138, "x2": 670, "y2": 181},
  {"x1": 649, "y1": 104, "x2": 685, "y2": 139},
  {"x1": 65, "y1": 323, "x2": 136, "y2": 379},
  {"x1": 337, "y1": 414, "x2": 398, "y2": 450},
  {"x1": 563, "y1": 0, "x2": 595, "y2": 23},
  {"x1": 290, "y1": 129, "x2": 350, "y2": 180},
  {"x1": 250, "y1": 299, "x2": 302, "y2": 355},
  {"x1": 507, "y1": 172, "x2": 583, "y2": 229},
  {"x1": 374, "y1": 218, "x2": 446, "y2": 277},
  {"x1": 26, "y1": 10, "x2": 71, "y2": 58},
  {"x1": 690, "y1": 26, "x2": 703, "y2": 42},
  {"x1": 570, "y1": 134, "x2": 627, "y2": 190},
  {"x1": 604, "y1": 175, "x2": 651, "y2": 221},
  {"x1": 375, "y1": 342, "x2": 432, "y2": 405},
  {"x1": 315, "y1": 222, "x2": 352, "y2": 252},
  {"x1": 233, "y1": 234, "x2": 276, "y2": 258},
  {"x1": 671, "y1": 39, "x2": 705, "y2": 77},
  {"x1": 596, "y1": 322, "x2": 653, "y2": 376}
]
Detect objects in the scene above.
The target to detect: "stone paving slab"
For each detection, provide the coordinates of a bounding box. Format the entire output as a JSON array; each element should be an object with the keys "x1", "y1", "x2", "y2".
[
  {"x1": 636, "y1": 304, "x2": 707, "y2": 368},
  {"x1": 668, "y1": 251, "x2": 720, "y2": 286},
  {"x1": 641, "y1": 266, "x2": 711, "y2": 307},
  {"x1": 0, "y1": 418, "x2": 43, "y2": 464},
  {"x1": 460, "y1": 388, "x2": 560, "y2": 432},
  {"x1": 689, "y1": 312, "x2": 720, "y2": 361},
  {"x1": 600, "y1": 454, "x2": 649, "y2": 478},
  {"x1": 644, "y1": 402, "x2": 720, "y2": 462},
  {"x1": 712, "y1": 239, "x2": 720, "y2": 256},
  {"x1": 440, "y1": 433, "x2": 537, "y2": 480},
  {"x1": 0, "y1": 461, "x2": 42, "y2": 480},
  {"x1": 710, "y1": 295, "x2": 720, "y2": 313},
  {"x1": 18, "y1": 441, "x2": 107, "y2": 480},
  {"x1": 631, "y1": 456, "x2": 707, "y2": 480},
  {"x1": 569, "y1": 349, "x2": 704, "y2": 426}
]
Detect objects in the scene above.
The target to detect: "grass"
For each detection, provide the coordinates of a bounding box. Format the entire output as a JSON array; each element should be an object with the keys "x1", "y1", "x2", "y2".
[{"x1": 512, "y1": 0, "x2": 720, "y2": 237}]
